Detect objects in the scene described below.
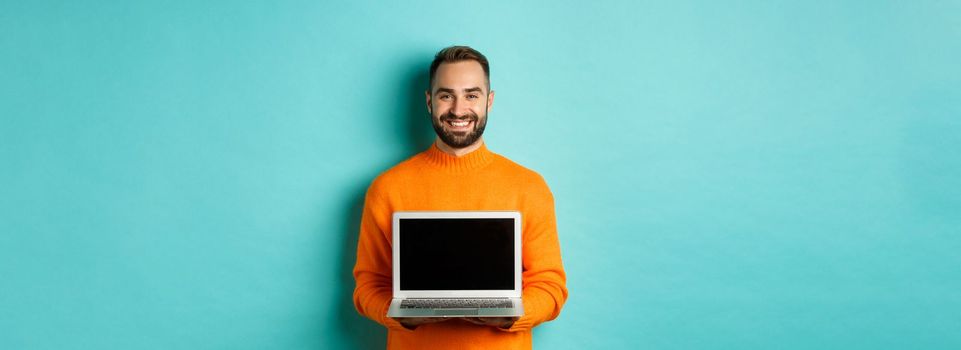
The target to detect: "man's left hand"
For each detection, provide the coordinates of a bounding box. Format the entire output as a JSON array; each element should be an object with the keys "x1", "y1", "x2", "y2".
[{"x1": 461, "y1": 317, "x2": 519, "y2": 329}]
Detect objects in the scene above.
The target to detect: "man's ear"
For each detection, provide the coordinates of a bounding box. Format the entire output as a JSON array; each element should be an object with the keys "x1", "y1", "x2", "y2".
[
  {"x1": 487, "y1": 90, "x2": 495, "y2": 111},
  {"x1": 425, "y1": 90, "x2": 432, "y2": 113}
]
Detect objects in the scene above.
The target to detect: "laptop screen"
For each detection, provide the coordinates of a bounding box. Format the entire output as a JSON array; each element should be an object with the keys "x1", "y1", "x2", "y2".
[{"x1": 399, "y1": 218, "x2": 515, "y2": 291}]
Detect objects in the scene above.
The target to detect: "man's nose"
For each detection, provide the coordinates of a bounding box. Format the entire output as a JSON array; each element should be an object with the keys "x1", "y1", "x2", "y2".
[{"x1": 452, "y1": 98, "x2": 469, "y2": 116}]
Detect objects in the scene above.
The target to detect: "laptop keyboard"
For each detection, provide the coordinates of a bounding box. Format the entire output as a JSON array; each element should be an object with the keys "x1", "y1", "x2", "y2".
[{"x1": 400, "y1": 298, "x2": 512, "y2": 309}]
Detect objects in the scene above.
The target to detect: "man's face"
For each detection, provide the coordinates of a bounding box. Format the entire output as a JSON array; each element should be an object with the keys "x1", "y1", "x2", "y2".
[{"x1": 426, "y1": 60, "x2": 494, "y2": 149}]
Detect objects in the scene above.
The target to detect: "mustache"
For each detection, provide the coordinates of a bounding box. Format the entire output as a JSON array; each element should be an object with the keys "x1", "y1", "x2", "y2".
[{"x1": 440, "y1": 111, "x2": 478, "y2": 122}]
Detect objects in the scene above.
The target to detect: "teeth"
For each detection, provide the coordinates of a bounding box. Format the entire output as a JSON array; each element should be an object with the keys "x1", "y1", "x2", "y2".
[{"x1": 451, "y1": 121, "x2": 469, "y2": 127}]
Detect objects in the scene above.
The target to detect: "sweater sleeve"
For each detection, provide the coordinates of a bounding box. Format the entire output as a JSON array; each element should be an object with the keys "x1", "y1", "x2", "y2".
[
  {"x1": 352, "y1": 184, "x2": 410, "y2": 332},
  {"x1": 502, "y1": 177, "x2": 568, "y2": 332}
]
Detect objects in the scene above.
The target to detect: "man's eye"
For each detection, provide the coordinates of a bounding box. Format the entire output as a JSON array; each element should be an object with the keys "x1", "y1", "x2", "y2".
[
  {"x1": 467, "y1": 95, "x2": 478, "y2": 99},
  {"x1": 439, "y1": 95, "x2": 451, "y2": 100}
]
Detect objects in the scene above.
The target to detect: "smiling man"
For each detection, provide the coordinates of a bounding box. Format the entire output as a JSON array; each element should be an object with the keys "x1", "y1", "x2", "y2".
[
  {"x1": 428, "y1": 59, "x2": 490, "y2": 155},
  {"x1": 353, "y1": 46, "x2": 568, "y2": 350}
]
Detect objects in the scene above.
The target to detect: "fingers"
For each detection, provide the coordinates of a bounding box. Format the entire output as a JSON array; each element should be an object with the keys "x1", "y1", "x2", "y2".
[
  {"x1": 393, "y1": 317, "x2": 450, "y2": 327},
  {"x1": 460, "y1": 317, "x2": 516, "y2": 328},
  {"x1": 461, "y1": 317, "x2": 486, "y2": 325},
  {"x1": 396, "y1": 317, "x2": 516, "y2": 329},
  {"x1": 415, "y1": 317, "x2": 448, "y2": 325}
]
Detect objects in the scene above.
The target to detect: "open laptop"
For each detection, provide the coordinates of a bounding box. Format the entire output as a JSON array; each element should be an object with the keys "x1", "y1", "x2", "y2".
[{"x1": 387, "y1": 211, "x2": 524, "y2": 318}]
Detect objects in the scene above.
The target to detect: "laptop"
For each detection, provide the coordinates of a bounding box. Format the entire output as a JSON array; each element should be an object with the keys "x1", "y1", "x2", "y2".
[{"x1": 387, "y1": 211, "x2": 524, "y2": 318}]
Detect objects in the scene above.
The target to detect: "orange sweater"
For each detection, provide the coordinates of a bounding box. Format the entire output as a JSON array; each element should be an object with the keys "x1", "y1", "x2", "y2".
[{"x1": 353, "y1": 142, "x2": 568, "y2": 350}]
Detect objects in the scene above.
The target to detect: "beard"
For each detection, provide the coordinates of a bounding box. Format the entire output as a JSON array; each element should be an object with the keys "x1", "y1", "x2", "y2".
[{"x1": 431, "y1": 109, "x2": 488, "y2": 149}]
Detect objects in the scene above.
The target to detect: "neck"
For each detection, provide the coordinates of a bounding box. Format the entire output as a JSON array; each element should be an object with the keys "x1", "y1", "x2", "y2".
[{"x1": 435, "y1": 137, "x2": 484, "y2": 157}]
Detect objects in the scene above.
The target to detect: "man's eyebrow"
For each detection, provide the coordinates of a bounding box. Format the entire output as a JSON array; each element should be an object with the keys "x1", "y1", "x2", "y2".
[{"x1": 433, "y1": 87, "x2": 485, "y2": 94}]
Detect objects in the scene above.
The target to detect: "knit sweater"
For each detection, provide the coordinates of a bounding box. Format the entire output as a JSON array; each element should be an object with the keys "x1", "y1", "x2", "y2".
[{"x1": 353, "y1": 142, "x2": 568, "y2": 350}]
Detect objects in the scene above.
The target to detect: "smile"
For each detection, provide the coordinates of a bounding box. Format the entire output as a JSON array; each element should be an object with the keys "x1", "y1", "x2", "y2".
[{"x1": 445, "y1": 119, "x2": 473, "y2": 130}]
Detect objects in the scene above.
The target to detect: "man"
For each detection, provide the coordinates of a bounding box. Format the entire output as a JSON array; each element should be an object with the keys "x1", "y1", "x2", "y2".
[{"x1": 353, "y1": 46, "x2": 568, "y2": 349}]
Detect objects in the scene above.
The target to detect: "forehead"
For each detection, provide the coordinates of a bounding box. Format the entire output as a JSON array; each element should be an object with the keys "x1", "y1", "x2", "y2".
[{"x1": 432, "y1": 61, "x2": 488, "y2": 91}]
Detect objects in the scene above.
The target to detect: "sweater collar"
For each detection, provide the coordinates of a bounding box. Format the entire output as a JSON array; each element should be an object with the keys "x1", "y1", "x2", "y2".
[{"x1": 423, "y1": 141, "x2": 496, "y2": 173}]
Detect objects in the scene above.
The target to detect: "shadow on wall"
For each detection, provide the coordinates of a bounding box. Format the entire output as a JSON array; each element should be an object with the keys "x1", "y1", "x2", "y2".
[{"x1": 333, "y1": 57, "x2": 434, "y2": 349}]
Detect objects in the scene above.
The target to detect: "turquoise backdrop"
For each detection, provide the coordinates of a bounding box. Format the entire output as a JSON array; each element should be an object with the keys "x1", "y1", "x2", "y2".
[{"x1": 2, "y1": 1, "x2": 959, "y2": 349}]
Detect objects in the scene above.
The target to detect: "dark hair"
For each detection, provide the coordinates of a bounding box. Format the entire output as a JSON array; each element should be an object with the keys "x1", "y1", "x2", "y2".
[{"x1": 428, "y1": 45, "x2": 490, "y2": 92}]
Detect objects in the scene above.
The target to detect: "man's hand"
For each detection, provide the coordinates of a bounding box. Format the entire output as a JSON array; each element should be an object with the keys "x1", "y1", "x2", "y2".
[
  {"x1": 461, "y1": 316, "x2": 519, "y2": 329},
  {"x1": 393, "y1": 317, "x2": 450, "y2": 330}
]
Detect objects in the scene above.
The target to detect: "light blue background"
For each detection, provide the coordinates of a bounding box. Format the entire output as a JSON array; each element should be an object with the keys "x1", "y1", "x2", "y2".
[{"x1": 2, "y1": 1, "x2": 960, "y2": 349}]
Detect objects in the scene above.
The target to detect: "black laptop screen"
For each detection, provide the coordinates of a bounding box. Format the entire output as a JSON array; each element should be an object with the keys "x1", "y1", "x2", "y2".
[{"x1": 399, "y1": 218, "x2": 515, "y2": 290}]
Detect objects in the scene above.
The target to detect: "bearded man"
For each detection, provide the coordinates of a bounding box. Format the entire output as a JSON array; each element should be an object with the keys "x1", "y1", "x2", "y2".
[{"x1": 353, "y1": 45, "x2": 568, "y2": 350}]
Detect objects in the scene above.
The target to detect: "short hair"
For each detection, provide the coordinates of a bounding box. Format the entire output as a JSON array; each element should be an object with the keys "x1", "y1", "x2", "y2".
[{"x1": 428, "y1": 45, "x2": 490, "y2": 92}]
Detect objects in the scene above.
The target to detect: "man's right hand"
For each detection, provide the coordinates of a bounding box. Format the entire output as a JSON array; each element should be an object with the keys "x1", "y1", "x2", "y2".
[{"x1": 393, "y1": 317, "x2": 450, "y2": 330}]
